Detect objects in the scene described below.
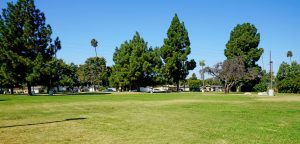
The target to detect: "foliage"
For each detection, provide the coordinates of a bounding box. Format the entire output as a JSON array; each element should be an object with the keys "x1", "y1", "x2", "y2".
[
  {"x1": 26, "y1": 57, "x2": 79, "y2": 92},
  {"x1": 187, "y1": 73, "x2": 199, "y2": 91},
  {"x1": 287, "y1": 50, "x2": 293, "y2": 62},
  {"x1": 190, "y1": 73, "x2": 198, "y2": 80},
  {"x1": 204, "y1": 57, "x2": 258, "y2": 93},
  {"x1": 252, "y1": 70, "x2": 271, "y2": 92},
  {"x1": 253, "y1": 82, "x2": 268, "y2": 92},
  {"x1": 91, "y1": 38, "x2": 98, "y2": 57},
  {"x1": 0, "y1": 0, "x2": 60, "y2": 95},
  {"x1": 188, "y1": 80, "x2": 200, "y2": 92},
  {"x1": 225, "y1": 23, "x2": 264, "y2": 68},
  {"x1": 224, "y1": 23, "x2": 264, "y2": 91},
  {"x1": 276, "y1": 61, "x2": 300, "y2": 93},
  {"x1": 109, "y1": 32, "x2": 163, "y2": 91},
  {"x1": 161, "y1": 14, "x2": 196, "y2": 91},
  {"x1": 205, "y1": 78, "x2": 222, "y2": 86},
  {"x1": 77, "y1": 57, "x2": 108, "y2": 90}
]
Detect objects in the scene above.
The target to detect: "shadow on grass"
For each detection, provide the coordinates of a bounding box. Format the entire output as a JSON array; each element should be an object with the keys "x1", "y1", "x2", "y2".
[
  {"x1": 27, "y1": 92, "x2": 112, "y2": 96},
  {"x1": 0, "y1": 117, "x2": 87, "y2": 129},
  {"x1": 66, "y1": 92, "x2": 112, "y2": 96}
]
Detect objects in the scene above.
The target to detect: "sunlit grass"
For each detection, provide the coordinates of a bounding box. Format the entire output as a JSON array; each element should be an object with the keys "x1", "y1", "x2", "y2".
[{"x1": 0, "y1": 93, "x2": 299, "y2": 143}]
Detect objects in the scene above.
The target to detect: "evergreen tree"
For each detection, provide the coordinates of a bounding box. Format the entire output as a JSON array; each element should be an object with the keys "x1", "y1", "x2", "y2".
[
  {"x1": 224, "y1": 23, "x2": 264, "y2": 91},
  {"x1": 190, "y1": 73, "x2": 198, "y2": 80},
  {"x1": 276, "y1": 61, "x2": 300, "y2": 93},
  {"x1": 225, "y1": 23, "x2": 264, "y2": 68},
  {"x1": 110, "y1": 32, "x2": 163, "y2": 91},
  {"x1": 161, "y1": 14, "x2": 196, "y2": 91},
  {"x1": 0, "y1": 0, "x2": 60, "y2": 95},
  {"x1": 77, "y1": 57, "x2": 107, "y2": 91}
]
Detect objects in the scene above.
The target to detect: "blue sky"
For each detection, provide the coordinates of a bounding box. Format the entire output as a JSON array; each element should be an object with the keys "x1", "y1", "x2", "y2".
[{"x1": 1, "y1": 0, "x2": 300, "y2": 77}]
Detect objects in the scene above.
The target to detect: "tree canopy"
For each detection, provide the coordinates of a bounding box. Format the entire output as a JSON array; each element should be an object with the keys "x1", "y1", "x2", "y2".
[
  {"x1": 77, "y1": 57, "x2": 108, "y2": 91},
  {"x1": 91, "y1": 38, "x2": 98, "y2": 57},
  {"x1": 276, "y1": 61, "x2": 300, "y2": 93},
  {"x1": 205, "y1": 57, "x2": 258, "y2": 93},
  {"x1": 109, "y1": 32, "x2": 163, "y2": 91},
  {"x1": 287, "y1": 50, "x2": 293, "y2": 62},
  {"x1": 161, "y1": 14, "x2": 196, "y2": 91},
  {"x1": 0, "y1": 0, "x2": 60, "y2": 95},
  {"x1": 224, "y1": 23, "x2": 264, "y2": 91},
  {"x1": 225, "y1": 23, "x2": 264, "y2": 69}
]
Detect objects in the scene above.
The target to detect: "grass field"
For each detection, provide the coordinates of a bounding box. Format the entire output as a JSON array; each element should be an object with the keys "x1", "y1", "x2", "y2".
[{"x1": 0, "y1": 93, "x2": 299, "y2": 144}]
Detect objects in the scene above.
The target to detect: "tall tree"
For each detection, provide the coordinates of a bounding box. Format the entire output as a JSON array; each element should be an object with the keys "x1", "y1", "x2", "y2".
[
  {"x1": 0, "y1": 0, "x2": 60, "y2": 95},
  {"x1": 110, "y1": 32, "x2": 163, "y2": 91},
  {"x1": 276, "y1": 61, "x2": 300, "y2": 93},
  {"x1": 190, "y1": 73, "x2": 198, "y2": 80},
  {"x1": 225, "y1": 23, "x2": 264, "y2": 68},
  {"x1": 287, "y1": 50, "x2": 293, "y2": 63},
  {"x1": 78, "y1": 57, "x2": 107, "y2": 92},
  {"x1": 224, "y1": 23, "x2": 264, "y2": 91},
  {"x1": 53, "y1": 37, "x2": 61, "y2": 58},
  {"x1": 188, "y1": 73, "x2": 199, "y2": 92},
  {"x1": 199, "y1": 60, "x2": 206, "y2": 89},
  {"x1": 91, "y1": 38, "x2": 98, "y2": 57},
  {"x1": 161, "y1": 14, "x2": 196, "y2": 91}
]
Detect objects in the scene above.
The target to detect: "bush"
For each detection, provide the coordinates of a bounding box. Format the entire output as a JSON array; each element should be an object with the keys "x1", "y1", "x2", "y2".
[
  {"x1": 188, "y1": 80, "x2": 200, "y2": 92},
  {"x1": 99, "y1": 86, "x2": 107, "y2": 92},
  {"x1": 253, "y1": 82, "x2": 268, "y2": 92},
  {"x1": 277, "y1": 77, "x2": 300, "y2": 93}
]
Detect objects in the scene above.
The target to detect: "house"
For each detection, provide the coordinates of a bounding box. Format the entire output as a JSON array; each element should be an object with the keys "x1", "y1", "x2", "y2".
[{"x1": 206, "y1": 85, "x2": 223, "y2": 92}]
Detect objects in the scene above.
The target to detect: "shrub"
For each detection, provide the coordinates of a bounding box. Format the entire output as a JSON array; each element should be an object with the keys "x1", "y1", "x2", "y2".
[{"x1": 253, "y1": 82, "x2": 268, "y2": 92}]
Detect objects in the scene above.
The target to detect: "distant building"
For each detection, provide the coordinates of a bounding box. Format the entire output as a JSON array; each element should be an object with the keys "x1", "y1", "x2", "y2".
[{"x1": 206, "y1": 85, "x2": 223, "y2": 92}]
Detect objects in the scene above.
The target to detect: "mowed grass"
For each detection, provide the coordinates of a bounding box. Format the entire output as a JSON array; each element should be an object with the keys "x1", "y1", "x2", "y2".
[{"x1": 0, "y1": 93, "x2": 299, "y2": 144}]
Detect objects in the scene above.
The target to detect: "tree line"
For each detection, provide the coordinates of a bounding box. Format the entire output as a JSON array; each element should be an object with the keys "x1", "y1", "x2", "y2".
[{"x1": 1, "y1": 0, "x2": 299, "y2": 95}]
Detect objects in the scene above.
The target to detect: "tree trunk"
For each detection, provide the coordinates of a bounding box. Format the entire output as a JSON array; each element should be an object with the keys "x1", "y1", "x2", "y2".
[
  {"x1": 224, "y1": 82, "x2": 229, "y2": 94},
  {"x1": 225, "y1": 86, "x2": 229, "y2": 94},
  {"x1": 176, "y1": 81, "x2": 180, "y2": 92},
  {"x1": 47, "y1": 86, "x2": 51, "y2": 94},
  {"x1": 10, "y1": 86, "x2": 14, "y2": 94},
  {"x1": 27, "y1": 83, "x2": 32, "y2": 96},
  {"x1": 95, "y1": 47, "x2": 98, "y2": 57},
  {"x1": 202, "y1": 66, "x2": 205, "y2": 89}
]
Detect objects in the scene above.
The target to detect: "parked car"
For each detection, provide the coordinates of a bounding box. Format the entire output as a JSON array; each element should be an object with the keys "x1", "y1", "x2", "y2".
[
  {"x1": 151, "y1": 88, "x2": 162, "y2": 93},
  {"x1": 103, "y1": 88, "x2": 117, "y2": 92}
]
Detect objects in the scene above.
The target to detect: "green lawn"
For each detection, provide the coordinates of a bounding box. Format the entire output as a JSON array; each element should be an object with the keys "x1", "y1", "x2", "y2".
[{"x1": 0, "y1": 93, "x2": 299, "y2": 144}]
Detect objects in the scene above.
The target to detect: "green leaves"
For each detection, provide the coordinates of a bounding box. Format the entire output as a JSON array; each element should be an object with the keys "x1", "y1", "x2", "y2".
[
  {"x1": 0, "y1": 0, "x2": 60, "y2": 95},
  {"x1": 276, "y1": 61, "x2": 300, "y2": 93},
  {"x1": 91, "y1": 38, "x2": 98, "y2": 57},
  {"x1": 78, "y1": 57, "x2": 108, "y2": 88},
  {"x1": 110, "y1": 32, "x2": 163, "y2": 90},
  {"x1": 161, "y1": 14, "x2": 196, "y2": 90},
  {"x1": 225, "y1": 23, "x2": 264, "y2": 68}
]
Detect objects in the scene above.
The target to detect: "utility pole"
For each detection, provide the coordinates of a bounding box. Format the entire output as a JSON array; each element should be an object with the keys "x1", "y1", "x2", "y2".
[{"x1": 269, "y1": 50, "x2": 274, "y2": 96}]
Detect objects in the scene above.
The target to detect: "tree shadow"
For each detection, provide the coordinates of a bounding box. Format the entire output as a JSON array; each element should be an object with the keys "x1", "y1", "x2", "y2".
[
  {"x1": 0, "y1": 117, "x2": 87, "y2": 129},
  {"x1": 67, "y1": 92, "x2": 112, "y2": 96}
]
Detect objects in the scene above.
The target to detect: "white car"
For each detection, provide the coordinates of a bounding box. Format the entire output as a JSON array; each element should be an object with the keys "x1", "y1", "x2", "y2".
[{"x1": 151, "y1": 89, "x2": 162, "y2": 93}]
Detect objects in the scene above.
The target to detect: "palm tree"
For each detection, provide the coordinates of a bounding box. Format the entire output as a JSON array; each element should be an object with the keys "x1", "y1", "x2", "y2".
[
  {"x1": 199, "y1": 60, "x2": 205, "y2": 91},
  {"x1": 91, "y1": 39, "x2": 98, "y2": 57},
  {"x1": 287, "y1": 50, "x2": 293, "y2": 63}
]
